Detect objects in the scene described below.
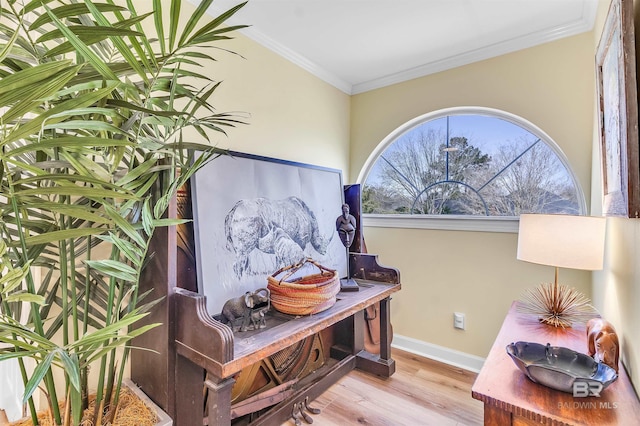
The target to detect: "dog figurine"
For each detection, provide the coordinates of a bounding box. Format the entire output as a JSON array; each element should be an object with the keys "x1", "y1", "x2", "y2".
[{"x1": 586, "y1": 318, "x2": 619, "y2": 373}]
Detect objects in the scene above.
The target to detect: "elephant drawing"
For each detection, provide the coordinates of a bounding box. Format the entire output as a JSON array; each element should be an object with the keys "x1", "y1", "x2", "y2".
[{"x1": 224, "y1": 196, "x2": 332, "y2": 277}]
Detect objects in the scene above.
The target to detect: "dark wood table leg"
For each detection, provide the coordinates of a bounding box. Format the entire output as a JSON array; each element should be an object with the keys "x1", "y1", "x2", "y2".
[
  {"x1": 356, "y1": 296, "x2": 396, "y2": 377},
  {"x1": 379, "y1": 296, "x2": 392, "y2": 362},
  {"x1": 204, "y1": 375, "x2": 235, "y2": 426},
  {"x1": 175, "y1": 354, "x2": 235, "y2": 426}
]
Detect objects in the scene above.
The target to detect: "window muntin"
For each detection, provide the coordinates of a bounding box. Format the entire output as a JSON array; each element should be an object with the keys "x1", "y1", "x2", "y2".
[{"x1": 359, "y1": 108, "x2": 585, "y2": 217}]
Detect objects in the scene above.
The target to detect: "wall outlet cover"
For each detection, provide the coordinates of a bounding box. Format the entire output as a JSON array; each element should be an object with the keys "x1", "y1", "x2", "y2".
[{"x1": 454, "y1": 312, "x2": 465, "y2": 329}]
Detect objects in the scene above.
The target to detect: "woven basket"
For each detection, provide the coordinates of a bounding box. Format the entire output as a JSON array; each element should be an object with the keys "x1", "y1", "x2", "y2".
[{"x1": 267, "y1": 259, "x2": 340, "y2": 315}]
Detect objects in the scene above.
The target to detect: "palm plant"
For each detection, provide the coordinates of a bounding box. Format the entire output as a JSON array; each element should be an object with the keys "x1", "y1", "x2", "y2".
[{"x1": 0, "y1": 0, "x2": 246, "y2": 424}]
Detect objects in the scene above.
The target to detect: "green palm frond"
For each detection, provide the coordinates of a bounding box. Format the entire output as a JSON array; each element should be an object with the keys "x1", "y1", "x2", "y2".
[{"x1": 0, "y1": 0, "x2": 247, "y2": 424}]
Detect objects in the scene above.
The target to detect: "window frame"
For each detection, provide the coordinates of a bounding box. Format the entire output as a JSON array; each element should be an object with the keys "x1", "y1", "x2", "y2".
[{"x1": 356, "y1": 106, "x2": 587, "y2": 233}]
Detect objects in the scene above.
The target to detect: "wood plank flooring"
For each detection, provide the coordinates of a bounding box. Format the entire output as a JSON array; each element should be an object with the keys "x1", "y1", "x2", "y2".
[{"x1": 283, "y1": 349, "x2": 484, "y2": 425}]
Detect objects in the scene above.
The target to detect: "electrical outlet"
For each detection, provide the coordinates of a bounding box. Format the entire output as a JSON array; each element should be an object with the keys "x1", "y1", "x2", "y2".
[{"x1": 454, "y1": 312, "x2": 465, "y2": 330}]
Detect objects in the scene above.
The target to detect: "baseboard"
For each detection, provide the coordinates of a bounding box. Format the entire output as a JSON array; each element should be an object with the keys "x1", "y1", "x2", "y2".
[{"x1": 391, "y1": 334, "x2": 485, "y2": 373}]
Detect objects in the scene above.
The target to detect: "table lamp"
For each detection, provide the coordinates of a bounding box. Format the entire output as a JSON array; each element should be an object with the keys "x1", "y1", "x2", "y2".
[{"x1": 516, "y1": 213, "x2": 606, "y2": 328}]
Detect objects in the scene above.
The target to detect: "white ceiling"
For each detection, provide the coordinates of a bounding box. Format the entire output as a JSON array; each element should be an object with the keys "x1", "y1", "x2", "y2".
[{"x1": 202, "y1": 0, "x2": 599, "y2": 94}]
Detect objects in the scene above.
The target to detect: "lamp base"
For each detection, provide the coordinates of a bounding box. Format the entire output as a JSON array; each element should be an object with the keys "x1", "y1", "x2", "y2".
[{"x1": 518, "y1": 282, "x2": 596, "y2": 328}]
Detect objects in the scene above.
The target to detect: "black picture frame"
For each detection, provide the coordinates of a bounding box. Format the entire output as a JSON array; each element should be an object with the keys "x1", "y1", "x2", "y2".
[{"x1": 191, "y1": 151, "x2": 347, "y2": 315}]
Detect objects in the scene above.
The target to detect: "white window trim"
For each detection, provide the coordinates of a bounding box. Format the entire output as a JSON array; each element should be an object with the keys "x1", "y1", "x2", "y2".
[
  {"x1": 363, "y1": 214, "x2": 519, "y2": 233},
  {"x1": 357, "y1": 106, "x2": 587, "y2": 232}
]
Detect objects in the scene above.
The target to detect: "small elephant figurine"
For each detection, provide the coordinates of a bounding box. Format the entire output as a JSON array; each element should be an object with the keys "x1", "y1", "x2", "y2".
[
  {"x1": 250, "y1": 306, "x2": 269, "y2": 330},
  {"x1": 587, "y1": 318, "x2": 619, "y2": 373},
  {"x1": 221, "y1": 288, "x2": 270, "y2": 332}
]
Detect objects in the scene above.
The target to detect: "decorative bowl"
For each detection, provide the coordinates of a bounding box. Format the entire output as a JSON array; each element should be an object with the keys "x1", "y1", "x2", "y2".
[{"x1": 506, "y1": 341, "x2": 618, "y2": 393}]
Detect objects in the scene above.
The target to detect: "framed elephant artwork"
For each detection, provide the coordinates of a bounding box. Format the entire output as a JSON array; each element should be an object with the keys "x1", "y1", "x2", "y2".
[{"x1": 191, "y1": 150, "x2": 347, "y2": 316}]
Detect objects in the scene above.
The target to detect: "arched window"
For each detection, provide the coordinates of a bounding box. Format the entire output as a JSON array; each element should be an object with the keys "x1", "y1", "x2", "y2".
[{"x1": 358, "y1": 107, "x2": 586, "y2": 223}]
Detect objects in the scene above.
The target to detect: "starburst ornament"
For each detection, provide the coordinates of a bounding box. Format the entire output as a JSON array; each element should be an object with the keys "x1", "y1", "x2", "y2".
[
  {"x1": 518, "y1": 269, "x2": 596, "y2": 328},
  {"x1": 516, "y1": 214, "x2": 605, "y2": 328}
]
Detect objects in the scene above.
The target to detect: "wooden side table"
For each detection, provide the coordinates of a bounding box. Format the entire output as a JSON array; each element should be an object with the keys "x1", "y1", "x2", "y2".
[{"x1": 472, "y1": 301, "x2": 640, "y2": 425}]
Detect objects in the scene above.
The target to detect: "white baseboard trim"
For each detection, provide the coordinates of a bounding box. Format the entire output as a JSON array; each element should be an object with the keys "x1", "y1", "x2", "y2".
[{"x1": 391, "y1": 334, "x2": 485, "y2": 373}]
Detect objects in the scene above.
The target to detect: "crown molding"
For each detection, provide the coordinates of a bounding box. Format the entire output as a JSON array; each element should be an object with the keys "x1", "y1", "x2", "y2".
[
  {"x1": 199, "y1": 0, "x2": 597, "y2": 95},
  {"x1": 236, "y1": 27, "x2": 354, "y2": 95},
  {"x1": 352, "y1": 2, "x2": 598, "y2": 94}
]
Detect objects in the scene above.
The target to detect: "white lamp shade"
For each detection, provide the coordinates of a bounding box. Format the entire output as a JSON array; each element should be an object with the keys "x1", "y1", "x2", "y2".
[{"x1": 517, "y1": 214, "x2": 606, "y2": 271}]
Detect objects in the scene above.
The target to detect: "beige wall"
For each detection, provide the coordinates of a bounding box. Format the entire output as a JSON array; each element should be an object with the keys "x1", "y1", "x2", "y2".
[
  {"x1": 203, "y1": 1, "x2": 640, "y2": 388},
  {"x1": 132, "y1": 0, "x2": 352, "y2": 172},
  {"x1": 591, "y1": 0, "x2": 640, "y2": 392},
  {"x1": 171, "y1": 0, "x2": 640, "y2": 386},
  {"x1": 350, "y1": 34, "x2": 595, "y2": 357},
  {"x1": 209, "y1": 34, "x2": 351, "y2": 172},
  {"x1": 118, "y1": 0, "x2": 351, "y2": 397}
]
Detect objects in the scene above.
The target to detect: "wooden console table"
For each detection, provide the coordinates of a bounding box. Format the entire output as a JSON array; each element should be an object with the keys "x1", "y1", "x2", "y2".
[
  {"x1": 472, "y1": 301, "x2": 640, "y2": 425},
  {"x1": 173, "y1": 278, "x2": 399, "y2": 426}
]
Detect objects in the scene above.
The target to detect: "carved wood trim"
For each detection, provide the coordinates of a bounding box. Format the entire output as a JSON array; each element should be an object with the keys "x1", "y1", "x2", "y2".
[
  {"x1": 174, "y1": 288, "x2": 234, "y2": 367},
  {"x1": 350, "y1": 253, "x2": 400, "y2": 284}
]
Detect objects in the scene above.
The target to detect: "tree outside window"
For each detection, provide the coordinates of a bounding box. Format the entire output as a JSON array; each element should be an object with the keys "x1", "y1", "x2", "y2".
[{"x1": 362, "y1": 112, "x2": 582, "y2": 216}]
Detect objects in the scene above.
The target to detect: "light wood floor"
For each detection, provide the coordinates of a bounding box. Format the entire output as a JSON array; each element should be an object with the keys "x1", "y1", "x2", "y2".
[{"x1": 282, "y1": 349, "x2": 484, "y2": 425}]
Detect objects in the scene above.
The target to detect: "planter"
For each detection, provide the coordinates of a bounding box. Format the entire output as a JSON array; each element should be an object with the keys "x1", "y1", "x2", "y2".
[
  {"x1": 123, "y1": 379, "x2": 173, "y2": 426},
  {"x1": 6, "y1": 380, "x2": 172, "y2": 426}
]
